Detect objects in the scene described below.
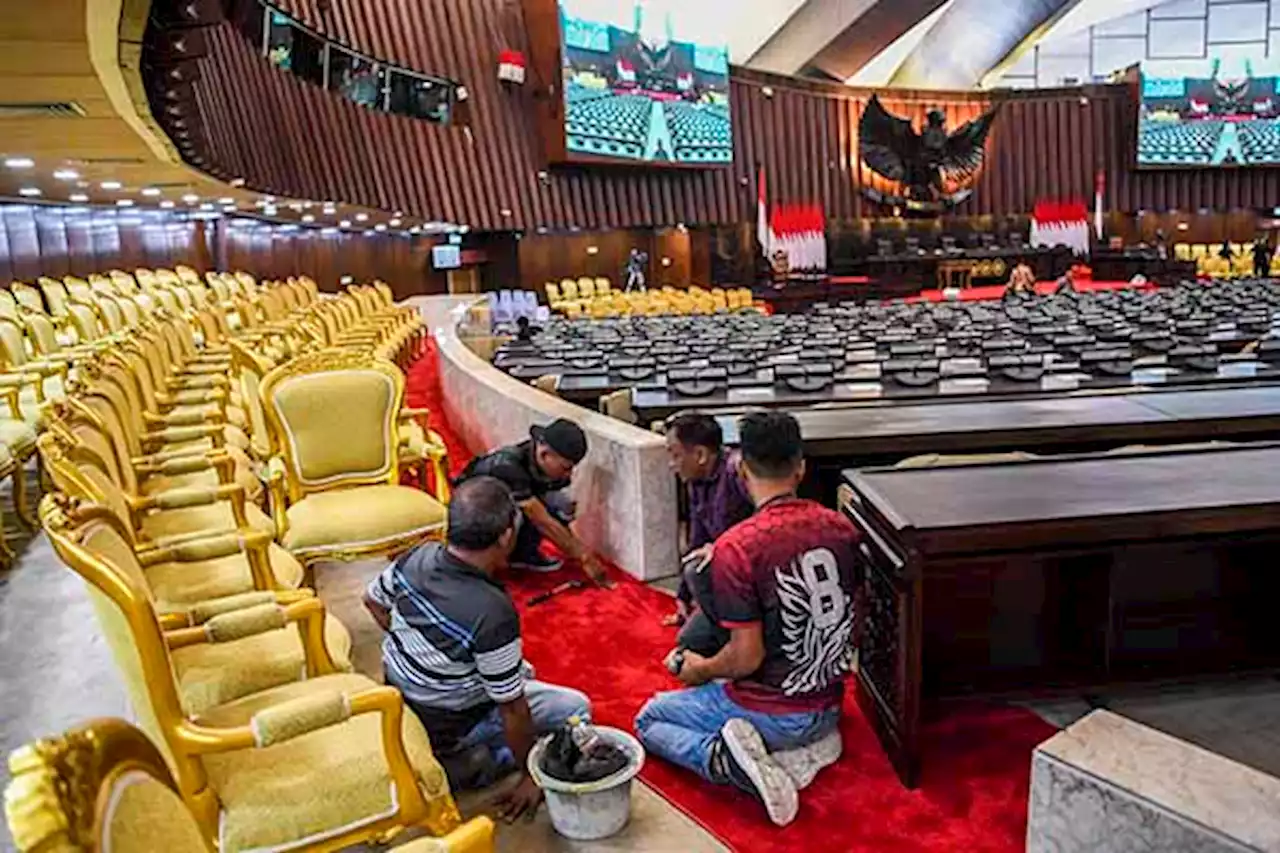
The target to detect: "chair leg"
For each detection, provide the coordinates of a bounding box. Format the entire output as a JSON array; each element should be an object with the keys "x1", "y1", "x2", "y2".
[{"x1": 12, "y1": 459, "x2": 35, "y2": 530}]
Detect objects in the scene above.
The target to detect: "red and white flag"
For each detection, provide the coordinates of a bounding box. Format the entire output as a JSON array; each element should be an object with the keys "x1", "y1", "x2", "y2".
[
  {"x1": 757, "y1": 165, "x2": 771, "y2": 258},
  {"x1": 1094, "y1": 170, "x2": 1105, "y2": 241}
]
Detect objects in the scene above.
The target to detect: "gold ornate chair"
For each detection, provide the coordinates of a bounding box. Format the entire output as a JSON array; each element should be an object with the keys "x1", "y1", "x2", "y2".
[
  {"x1": 4, "y1": 718, "x2": 498, "y2": 853},
  {"x1": 260, "y1": 350, "x2": 447, "y2": 566},
  {"x1": 34, "y1": 497, "x2": 471, "y2": 851}
]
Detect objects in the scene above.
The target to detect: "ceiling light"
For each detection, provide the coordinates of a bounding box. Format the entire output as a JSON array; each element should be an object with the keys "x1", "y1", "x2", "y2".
[
  {"x1": 339, "y1": 219, "x2": 352, "y2": 228},
  {"x1": 374, "y1": 224, "x2": 387, "y2": 232},
  {"x1": 263, "y1": 195, "x2": 275, "y2": 203},
  {"x1": 68, "y1": 193, "x2": 88, "y2": 203},
  {"x1": 389, "y1": 218, "x2": 402, "y2": 227},
  {"x1": 409, "y1": 226, "x2": 421, "y2": 234},
  {"x1": 5, "y1": 157, "x2": 34, "y2": 169},
  {"x1": 53, "y1": 169, "x2": 79, "y2": 181},
  {"x1": 159, "y1": 200, "x2": 175, "y2": 209},
  {"x1": 18, "y1": 187, "x2": 40, "y2": 197},
  {"x1": 340, "y1": 275, "x2": 354, "y2": 285},
  {"x1": 199, "y1": 203, "x2": 214, "y2": 211},
  {"x1": 301, "y1": 214, "x2": 315, "y2": 223},
  {"x1": 218, "y1": 197, "x2": 234, "y2": 205},
  {"x1": 322, "y1": 206, "x2": 336, "y2": 215},
  {"x1": 182, "y1": 193, "x2": 199, "y2": 204},
  {"x1": 393, "y1": 211, "x2": 403, "y2": 217},
  {"x1": 116, "y1": 199, "x2": 134, "y2": 207},
  {"x1": 321, "y1": 227, "x2": 338, "y2": 236},
  {"x1": 222, "y1": 205, "x2": 237, "y2": 213},
  {"x1": 263, "y1": 205, "x2": 277, "y2": 216},
  {"x1": 230, "y1": 177, "x2": 245, "y2": 187},
  {"x1": 141, "y1": 187, "x2": 161, "y2": 197},
  {"x1": 355, "y1": 213, "x2": 369, "y2": 222},
  {"x1": 101, "y1": 180, "x2": 122, "y2": 190}
]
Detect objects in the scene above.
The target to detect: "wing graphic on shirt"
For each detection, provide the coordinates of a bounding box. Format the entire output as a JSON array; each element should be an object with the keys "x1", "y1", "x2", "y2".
[{"x1": 776, "y1": 560, "x2": 856, "y2": 696}]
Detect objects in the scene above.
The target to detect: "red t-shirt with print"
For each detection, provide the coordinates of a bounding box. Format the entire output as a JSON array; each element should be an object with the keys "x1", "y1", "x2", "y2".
[{"x1": 706, "y1": 497, "x2": 862, "y2": 714}]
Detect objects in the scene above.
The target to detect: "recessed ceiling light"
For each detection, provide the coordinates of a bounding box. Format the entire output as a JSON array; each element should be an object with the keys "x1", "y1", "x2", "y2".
[
  {"x1": 340, "y1": 275, "x2": 354, "y2": 285},
  {"x1": 5, "y1": 157, "x2": 34, "y2": 169},
  {"x1": 393, "y1": 211, "x2": 403, "y2": 217},
  {"x1": 159, "y1": 200, "x2": 175, "y2": 209},
  {"x1": 101, "y1": 181, "x2": 122, "y2": 190},
  {"x1": 389, "y1": 218, "x2": 402, "y2": 227},
  {"x1": 218, "y1": 197, "x2": 234, "y2": 205},
  {"x1": 339, "y1": 219, "x2": 352, "y2": 228},
  {"x1": 53, "y1": 168, "x2": 79, "y2": 181},
  {"x1": 374, "y1": 224, "x2": 387, "y2": 232},
  {"x1": 199, "y1": 203, "x2": 214, "y2": 211},
  {"x1": 141, "y1": 187, "x2": 161, "y2": 197},
  {"x1": 409, "y1": 226, "x2": 421, "y2": 234},
  {"x1": 230, "y1": 177, "x2": 246, "y2": 187},
  {"x1": 301, "y1": 214, "x2": 315, "y2": 223},
  {"x1": 222, "y1": 205, "x2": 237, "y2": 212},
  {"x1": 116, "y1": 199, "x2": 134, "y2": 207},
  {"x1": 68, "y1": 193, "x2": 88, "y2": 203},
  {"x1": 355, "y1": 213, "x2": 369, "y2": 222},
  {"x1": 182, "y1": 194, "x2": 199, "y2": 204},
  {"x1": 18, "y1": 187, "x2": 41, "y2": 197}
]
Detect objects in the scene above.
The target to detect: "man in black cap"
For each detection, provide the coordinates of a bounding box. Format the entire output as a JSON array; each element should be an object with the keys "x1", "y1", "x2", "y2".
[{"x1": 456, "y1": 418, "x2": 608, "y2": 584}]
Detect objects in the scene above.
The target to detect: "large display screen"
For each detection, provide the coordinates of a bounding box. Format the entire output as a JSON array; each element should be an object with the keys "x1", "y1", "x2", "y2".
[
  {"x1": 558, "y1": 0, "x2": 732, "y2": 165},
  {"x1": 1138, "y1": 57, "x2": 1280, "y2": 167}
]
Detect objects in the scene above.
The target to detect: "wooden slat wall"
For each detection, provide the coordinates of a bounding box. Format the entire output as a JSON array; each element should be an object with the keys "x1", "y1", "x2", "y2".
[
  {"x1": 0, "y1": 204, "x2": 442, "y2": 296},
  {"x1": 171, "y1": 3, "x2": 1280, "y2": 230}
]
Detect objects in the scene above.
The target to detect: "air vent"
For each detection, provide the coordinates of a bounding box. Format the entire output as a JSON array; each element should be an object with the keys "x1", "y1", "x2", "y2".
[{"x1": 0, "y1": 102, "x2": 86, "y2": 118}]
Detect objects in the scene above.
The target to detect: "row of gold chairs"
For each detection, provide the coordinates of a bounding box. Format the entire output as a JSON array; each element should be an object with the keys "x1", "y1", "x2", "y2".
[
  {"x1": 4, "y1": 270, "x2": 491, "y2": 851},
  {"x1": 554, "y1": 284, "x2": 759, "y2": 318},
  {"x1": 1173, "y1": 243, "x2": 1280, "y2": 278}
]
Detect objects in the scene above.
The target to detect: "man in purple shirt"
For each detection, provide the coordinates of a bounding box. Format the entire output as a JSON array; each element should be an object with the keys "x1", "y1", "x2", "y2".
[{"x1": 663, "y1": 412, "x2": 755, "y2": 655}]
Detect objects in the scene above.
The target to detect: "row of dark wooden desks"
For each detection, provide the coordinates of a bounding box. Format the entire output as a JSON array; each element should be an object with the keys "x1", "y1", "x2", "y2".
[{"x1": 837, "y1": 442, "x2": 1280, "y2": 787}]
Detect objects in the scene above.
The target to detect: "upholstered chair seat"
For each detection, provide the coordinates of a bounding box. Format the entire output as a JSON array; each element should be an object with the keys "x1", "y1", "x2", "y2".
[
  {"x1": 138, "y1": 496, "x2": 276, "y2": 542},
  {"x1": 195, "y1": 672, "x2": 451, "y2": 852},
  {"x1": 282, "y1": 483, "x2": 446, "y2": 562},
  {"x1": 0, "y1": 416, "x2": 37, "y2": 458}
]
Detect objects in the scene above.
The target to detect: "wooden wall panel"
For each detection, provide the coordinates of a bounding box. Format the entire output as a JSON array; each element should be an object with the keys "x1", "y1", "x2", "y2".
[
  {"x1": 0, "y1": 204, "x2": 447, "y2": 296},
  {"x1": 168, "y1": 6, "x2": 1280, "y2": 232}
]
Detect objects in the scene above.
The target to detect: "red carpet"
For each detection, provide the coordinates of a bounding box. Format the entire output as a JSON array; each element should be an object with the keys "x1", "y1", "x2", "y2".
[{"x1": 405, "y1": 343, "x2": 1057, "y2": 852}]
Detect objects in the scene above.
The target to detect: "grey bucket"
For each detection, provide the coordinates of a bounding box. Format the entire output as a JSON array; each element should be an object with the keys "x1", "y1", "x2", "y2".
[{"x1": 526, "y1": 726, "x2": 646, "y2": 840}]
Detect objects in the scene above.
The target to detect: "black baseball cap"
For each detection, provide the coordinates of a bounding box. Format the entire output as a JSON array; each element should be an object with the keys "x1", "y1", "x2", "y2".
[{"x1": 530, "y1": 419, "x2": 588, "y2": 464}]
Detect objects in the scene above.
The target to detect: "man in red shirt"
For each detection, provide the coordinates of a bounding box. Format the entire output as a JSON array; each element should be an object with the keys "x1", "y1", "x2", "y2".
[{"x1": 635, "y1": 411, "x2": 860, "y2": 826}]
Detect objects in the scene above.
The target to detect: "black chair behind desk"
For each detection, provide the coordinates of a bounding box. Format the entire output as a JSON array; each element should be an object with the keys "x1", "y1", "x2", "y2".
[{"x1": 840, "y1": 444, "x2": 1280, "y2": 786}]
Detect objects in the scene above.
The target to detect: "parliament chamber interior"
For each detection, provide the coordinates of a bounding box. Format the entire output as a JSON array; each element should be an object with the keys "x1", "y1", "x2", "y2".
[{"x1": 2, "y1": 0, "x2": 1280, "y2": 852}]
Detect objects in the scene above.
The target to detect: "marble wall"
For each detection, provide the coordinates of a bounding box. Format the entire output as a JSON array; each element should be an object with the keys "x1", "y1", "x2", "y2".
[
  {"x1": 435, "y1": 308, "x2": 679, "y2": 581},
  {"x1": 1028, "y1": 710, "x2": 1280, "y2": 853}
]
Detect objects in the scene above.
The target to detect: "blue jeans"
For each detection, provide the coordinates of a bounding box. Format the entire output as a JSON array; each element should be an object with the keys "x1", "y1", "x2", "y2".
[
  {"x1": 440, "y1": 680, "x2": 590, "y2": 787},
  {"x1": 634, "y1": 682, "x2": 839, "y2": 783}
]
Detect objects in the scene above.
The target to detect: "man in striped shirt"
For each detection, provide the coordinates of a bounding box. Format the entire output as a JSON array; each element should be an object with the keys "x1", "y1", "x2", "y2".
[{"x1": 365, "y1": 476, "x2": 590, "y2": 820}]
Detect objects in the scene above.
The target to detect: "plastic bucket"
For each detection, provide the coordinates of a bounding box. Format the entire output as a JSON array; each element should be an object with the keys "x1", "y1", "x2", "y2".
[{"x1": 526, "y1": 726, "x2": 645, "y2": 840}]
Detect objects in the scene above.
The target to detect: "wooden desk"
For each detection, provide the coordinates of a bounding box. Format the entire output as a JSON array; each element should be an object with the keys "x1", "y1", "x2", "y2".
[
  {"x1": 839, "y1": 445, "x2": 1280, "y2": 787},
  {"x1": 714, "y1": 386, "x2": 1280, "y2": 460}
]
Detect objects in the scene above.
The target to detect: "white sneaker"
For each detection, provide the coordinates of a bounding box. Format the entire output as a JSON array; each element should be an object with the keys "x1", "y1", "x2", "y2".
[
  {"x1": 720, "y1": 718, "x2": 799, "y2": 827},
  {"x1": 772, "y1": 728, "x2": 843, "y2": 790}
]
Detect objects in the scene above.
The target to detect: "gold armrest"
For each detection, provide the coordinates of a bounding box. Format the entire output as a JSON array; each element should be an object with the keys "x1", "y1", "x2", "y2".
[
  {"x1": 166, "y1": 598, "x2": 338, "y2": 679},
  {"x1": 159, "y1": 588, "x2": 314, "y2": 630},
  {"x1": 132, "y1": 481, "x2": 249, "y2": 531},
  {"x1": 266, "y1": 457, "x2": 289, "y2": 541},
  {"x1": 0, "y1": 386, "x2": 22, "y2": 421},
  {"x1": 175, "y1": 686, "x2": 412, "y2": 773},
  {"x1": 145, "y1": 406, "x2": 223, "y2": 428},
  {"x1": 0, "y1": 372, "x2": 48, "y2": 401},
  {"x1": 141, "y1": 423, "x2": 226, "y2": 449}
]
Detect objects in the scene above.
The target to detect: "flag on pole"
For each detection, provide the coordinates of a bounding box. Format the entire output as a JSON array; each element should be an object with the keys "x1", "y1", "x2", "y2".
[
  {"x1": 1094, "y1": 170, "x2": 1105, "y2": 242},
  {"x1": 757, "y1": 165, "x2": 771, "y2": 258}
]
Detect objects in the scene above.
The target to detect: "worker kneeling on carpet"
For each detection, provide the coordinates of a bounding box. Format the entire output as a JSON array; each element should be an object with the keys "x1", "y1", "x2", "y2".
[
  {"x1": 635, "y1": 411, "x2": 861, "y2": 827},
  {"x1": 364, "y1": 476, "x2": 592, "y2": 821}
]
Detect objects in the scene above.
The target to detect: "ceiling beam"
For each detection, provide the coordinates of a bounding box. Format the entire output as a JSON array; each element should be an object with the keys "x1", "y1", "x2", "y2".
[{"x1": 803, "y1": 0, "x2": 949, "y2": 82}]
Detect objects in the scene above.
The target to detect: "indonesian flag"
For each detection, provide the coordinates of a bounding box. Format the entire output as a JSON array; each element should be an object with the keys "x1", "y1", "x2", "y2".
[
  {"x1": 1031, "y1": 199, "x2": 1091, "y2": 256},
  {"x1": 616, "y1": 59, "x2": 636, "y2": 84},
  {"x1": 497, "y1": 49, "x2": 526, "y2": 84},
  {"x1": 676, "y1": 71, "x2": 693, "y2": 92},
  {"x1": 1094, "y1": 171, "x2": 1104, "y2": 242},
  {"x1": 767, "y1": 202, "x2": 827, "y2": 271},
  {"x1": 757, "y1": 165, "x2": 771, "y2": 258}
]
